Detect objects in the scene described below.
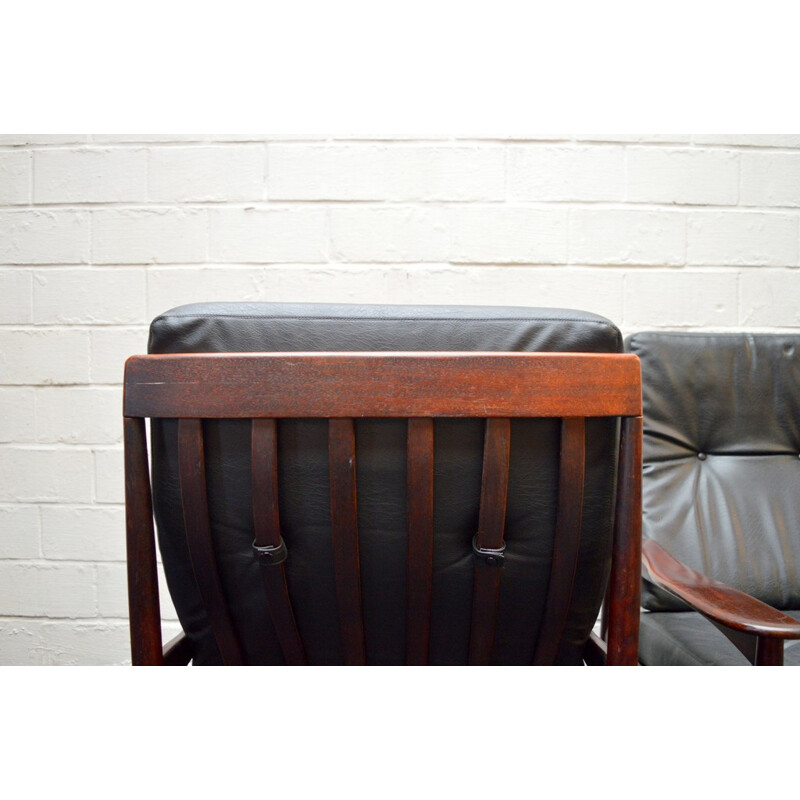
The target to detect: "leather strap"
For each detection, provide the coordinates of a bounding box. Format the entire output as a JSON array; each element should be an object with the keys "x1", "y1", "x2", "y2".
[
  {"x1": 468, "y1": 418, "x2": 511, "y2": 665},
  {"x1": 251, "y1": 419, "x2": 307, "y2": 665}
]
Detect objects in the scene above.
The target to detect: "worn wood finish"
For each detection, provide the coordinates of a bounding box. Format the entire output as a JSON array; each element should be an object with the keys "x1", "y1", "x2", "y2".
[
  {"x1": 251, "y1": 419, "x2": 307, "y2": 665},
  {"x1": 605, "y1": 416, "x2": 643, "y2": 666},
  {"x1": 533, "y1": 417, "x2": 586, "y2": 665},
  {"x1": 642, "y1": 539, "x2": 800, "y2": 639},
  {"x1": 328, "y1": 418, "x2": 366, "y2": 665},
  {"x1": 124, "y1": 417, "x2": 163, "y2": 666},
  {"x1": 406, "y1": 418, "x2": 435, "y2": 665},
  {"x1": 178, "y1": 419, "x2": 244, "y2": 665},
  {"x1": 468, "y1": 418, "x2": 511, "y2": 666},
  {"x1": 124, "y1": 353, "x2": 642, "y2": 419}
]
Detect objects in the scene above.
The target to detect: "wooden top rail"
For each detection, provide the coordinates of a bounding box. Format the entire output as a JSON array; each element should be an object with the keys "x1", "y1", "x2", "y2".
[{"x1": 124, "y1": 352, "x2": 641, "y2": 419}]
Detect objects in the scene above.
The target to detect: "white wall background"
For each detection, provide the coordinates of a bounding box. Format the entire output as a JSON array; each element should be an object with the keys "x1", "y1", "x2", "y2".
[{"x1": 1, "y1": 132, "x2": 799, "y2": 665}]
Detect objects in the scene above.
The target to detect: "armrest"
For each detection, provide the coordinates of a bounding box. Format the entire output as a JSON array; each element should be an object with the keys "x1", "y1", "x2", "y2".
[{"x1": 642, "y1": 539, "x2": 800, "y2": 640}]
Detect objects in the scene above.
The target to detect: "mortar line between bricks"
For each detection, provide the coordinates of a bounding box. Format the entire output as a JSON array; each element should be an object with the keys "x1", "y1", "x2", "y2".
[
  {"x1": 4, "y1": 200, "x2": 800, "y2": 212},
  {"x1": 3, "y1": 140, "x2": 800, "y2": 151}
]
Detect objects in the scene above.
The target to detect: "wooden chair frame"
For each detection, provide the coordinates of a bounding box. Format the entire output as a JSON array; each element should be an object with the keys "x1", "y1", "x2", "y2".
[{"x1": 124, "y1": 351, "x2": 642, "y2": 666}]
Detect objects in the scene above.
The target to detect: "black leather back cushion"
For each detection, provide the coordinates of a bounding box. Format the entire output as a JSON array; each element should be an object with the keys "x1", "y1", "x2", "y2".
[
  {"x1": 627, "y1": 332, "x2": 800, "y2": 612},
  {"x1": 149, "y1": 303, "x2": 623, "y2": 664}
]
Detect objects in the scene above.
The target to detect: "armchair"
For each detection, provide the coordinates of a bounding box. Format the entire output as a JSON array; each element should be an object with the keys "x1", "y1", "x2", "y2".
[
  {"x1": 628, "y1": 332, "x2": 800, "y2": 665},
  {"x1": 125, "y1": 303, "x2": 642, "y2": 665}
]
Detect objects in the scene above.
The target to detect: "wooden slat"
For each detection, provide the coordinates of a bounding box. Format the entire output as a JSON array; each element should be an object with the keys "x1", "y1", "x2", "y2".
[
  {"x1": 605, "y1": 415, "x2": 642, "y2": 666},
  {"x1": 328, "y1": 418, "x2": 366, "y2": 665},
  {"x1": 124, "y1": 417, "x2": 163, "y2": 666},
  {"x1": 251, "y1": 419, "x2": 307, "y2": 665},
  {"x1": 468, "y1": 418, "x2": 511, "y2": 665},
  {"x1": 406, "y1": 418, "x2": 434, "y2": 665},
  {"x1": 178, "y1": 418, "x2": 244, "y2": 665},
  {"x1": 124, "y1": 352, "x2": 642, "y2": 419},
  {"x1": 533, "y1": 417, "x2": 586, "y2": 665}
]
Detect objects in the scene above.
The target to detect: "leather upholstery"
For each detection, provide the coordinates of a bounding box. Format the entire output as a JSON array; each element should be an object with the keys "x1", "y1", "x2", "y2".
[
  {"x1": 640, "y1": 610, "x2": 800, "y2": 666},
  {"x1": 627, "y1": 332, "x2": 800, "y2": 613},
  {"x1": 149, "y1": 302, "x2": 623, "y2": 665}
]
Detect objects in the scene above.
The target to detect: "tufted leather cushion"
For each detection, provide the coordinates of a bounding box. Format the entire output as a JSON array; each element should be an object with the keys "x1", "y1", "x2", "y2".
[
  {"x1": 149, "y1": 303, "x2": 623, "y2": 665},
  {"x1": 627, "y1": 332, "x2": 800, "y2": 612}
]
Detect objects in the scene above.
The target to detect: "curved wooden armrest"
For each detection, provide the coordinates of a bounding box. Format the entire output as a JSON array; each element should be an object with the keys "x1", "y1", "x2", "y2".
[
  {"x1": 162, "y1": 631, "x2": 194, "y2": 665},
  {"x1": 642, "y1": 540, "x2": 800, "y2": 640}
]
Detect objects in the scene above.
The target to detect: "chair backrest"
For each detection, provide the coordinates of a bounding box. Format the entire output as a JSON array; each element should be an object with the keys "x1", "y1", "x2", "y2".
[
  {"x1": 126, "y1": 303, "x2": 642, "y2": 665},
  {"x1": 627, "y1": 331, "x2": 800, "y2": 612}
]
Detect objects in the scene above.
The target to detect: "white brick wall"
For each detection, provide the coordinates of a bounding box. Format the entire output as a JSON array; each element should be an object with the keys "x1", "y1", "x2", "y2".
[{"x1": 1, "y1": 133, "x2": 799, "y2": 665}]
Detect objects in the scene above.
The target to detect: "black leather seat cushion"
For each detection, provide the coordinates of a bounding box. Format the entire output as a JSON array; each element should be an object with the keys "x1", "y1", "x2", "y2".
[
  {"x1": 627, "y1": 332, "x2": 800, "y2": 613},
  {"x1": 149, "y1": 303, "x2": 623, "y2": 665},
  {"x1": 639, "y1": 610, "x2": 800, "y2": 666}
]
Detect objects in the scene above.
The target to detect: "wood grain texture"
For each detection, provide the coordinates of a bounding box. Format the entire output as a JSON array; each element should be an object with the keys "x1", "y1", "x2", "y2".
[
  {"x1": 533, "y1": 417, "x2": 586, "y2": 665},
  {"x1": 124, "y1": 352, "x2": 642, "y2": 419},
  {"x1": 328, "y1": 418, "x2": 366, "y2": 665},
  {"x1": 642, "y1": 539, "x2": 800, "y2": 639},
  {"x1": 178, "y1": 418, "x2": 244, "y2": 665},
  {"x1": 124, "y1": 417, "x2": 163, "y2": 666},
  {"x1": 606, "y1": 416, "x2": 642, "y2": 666},
  {"x1": 469, "y1": 418, "x2": 511, "y2": 666},
  {"x1": 406, "y1": 418, "x2": 434, "y2": 665},
  {"x1": 251, "y1": 419, "x2": 307, "y2": 665}
]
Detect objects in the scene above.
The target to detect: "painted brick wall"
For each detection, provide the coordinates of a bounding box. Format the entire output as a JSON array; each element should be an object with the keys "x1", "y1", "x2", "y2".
[{"x1": 1, "y1": 133, "x2": 798, "y2": 664}]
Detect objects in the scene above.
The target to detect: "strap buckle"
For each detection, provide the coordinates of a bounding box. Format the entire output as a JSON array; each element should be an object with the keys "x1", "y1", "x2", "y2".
[
  {"x1": 252, "y1": 537, "x2": 288, "y2": 567},
  {"x1": 472, "y1": 534, "x2": 506, "y2": 568}
]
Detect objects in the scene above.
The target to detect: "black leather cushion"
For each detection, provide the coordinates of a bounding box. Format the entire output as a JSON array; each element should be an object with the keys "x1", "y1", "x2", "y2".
[
  {"x1": 149, "y1": 303, "x2": 623, "y2": 665},
  {"x1": 627, "y1": 332, "x2": 800, "y2": 612},
  {"x1": 639, "y1": 610, "x2": 800, "y2": 666}
]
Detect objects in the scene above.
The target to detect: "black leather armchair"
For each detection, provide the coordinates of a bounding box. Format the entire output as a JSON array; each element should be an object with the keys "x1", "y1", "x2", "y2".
[
  {"x1": 628, "y1": 332, "x2": 800, "y2": 665},
  {"x1": 125, "y1": 302, "x2": 643, "y2": 665}
]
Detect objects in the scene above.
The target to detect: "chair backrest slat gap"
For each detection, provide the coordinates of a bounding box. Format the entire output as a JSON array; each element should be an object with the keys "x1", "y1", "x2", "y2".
[
  {"x1": 328, "y1": 418, "x2": 366, "y2": 665},
  {"x1": 468, "y1": 418, "x2": 511, "y2": 665},
  {"x1": 251, "y1": 418, "x2": 307, "y2": 665},
  {"x1": 406, "y1": 418, "x2": 435, "y2": 665},
  {"x1": 533, "y1": 417, "x2": 586, "y2": 665},
  {"x1": 178, "y1": 418, "x2": 244, "y2": 665}
]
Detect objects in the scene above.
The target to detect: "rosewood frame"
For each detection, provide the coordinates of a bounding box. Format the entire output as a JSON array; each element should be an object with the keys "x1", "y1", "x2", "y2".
[
  {"x1": 124, "y1": 351, "x2": 643, "y2": 666},
  {"x1": 642, "y1": 540, "x2": 800, "y2": 666}
]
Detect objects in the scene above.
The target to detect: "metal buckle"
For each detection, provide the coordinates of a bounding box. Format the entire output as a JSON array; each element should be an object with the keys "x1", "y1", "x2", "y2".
[
  {"x1": 472, "y1": 534, "x2": 506, "y2": 568},
  {"x1": 252, "y1": 537, "x2": 288, "y2": 566}
]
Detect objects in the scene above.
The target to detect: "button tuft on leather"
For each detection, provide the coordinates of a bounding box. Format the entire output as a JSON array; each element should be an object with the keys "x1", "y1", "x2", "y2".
[{"x1": 697, "y1": 452, "x2": 707, "y2": 461}]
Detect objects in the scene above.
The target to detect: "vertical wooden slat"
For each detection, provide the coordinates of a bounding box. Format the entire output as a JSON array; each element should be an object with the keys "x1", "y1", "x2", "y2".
[
  {"x1": 533, "y1": 417, "x2": 586, "y2": 665},
  {"x1": 178, "y1": 418, "x2": 244, "y2": 665},
  {"x1": 406, "y1": 418, "x2": 435, "y2": 665},
  {"x1": 251, "y1": 419, "x2": 307, "y2": 665},
  {"x1": 328, "y1": 418, "x2": 366, "y2": 665},
  {"x1": 124, "y1": 416, "x2": 163, "y2": 666},
  {"x1": 468, "y1": 418, "x2": 511, "y2": 666},
  {"x1": 605, "y1": 415, "x2": 642, "y2": 666}
]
